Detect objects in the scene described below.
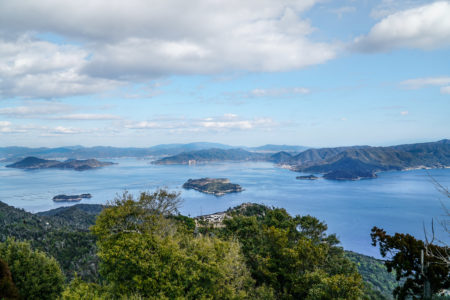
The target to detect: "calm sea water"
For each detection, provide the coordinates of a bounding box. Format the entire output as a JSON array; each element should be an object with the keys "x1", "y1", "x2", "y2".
[{"x1": 1, "y1": 158, "x2": 449, "y2": 258}]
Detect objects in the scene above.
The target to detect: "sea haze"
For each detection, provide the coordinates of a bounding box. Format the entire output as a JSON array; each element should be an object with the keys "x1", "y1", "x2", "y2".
[{"x1": 1, "y1": 158, "x2": 449, "y2": 258}]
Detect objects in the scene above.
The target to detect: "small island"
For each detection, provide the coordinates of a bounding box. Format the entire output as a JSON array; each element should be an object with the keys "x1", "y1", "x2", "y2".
[
  {"x1": 6, "y1": 157, "x2": 114, "y2": 171},
  {"x1": 182, "y1": 178, "x2": 243, "y2": 196},
  {"x1": 296, "y1": 174, "x2": 319, "y2": 180},
  {"x1": 52, "y1": 194, "x2": 92, "y2": 202}
]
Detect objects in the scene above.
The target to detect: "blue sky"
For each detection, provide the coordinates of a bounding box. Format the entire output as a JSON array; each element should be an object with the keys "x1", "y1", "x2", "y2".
[{"x1": 0, "y1": 0, "x2": 449, "y2": 147}]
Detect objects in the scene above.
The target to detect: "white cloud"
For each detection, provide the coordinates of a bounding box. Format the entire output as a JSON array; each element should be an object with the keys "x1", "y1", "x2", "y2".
[
  {"x1": 353, "y1": 1, "x2": 450, "y2": 52},
  {"x1": 0, "y1": 37, "x2": 122, "y2": 99},
  {"x1": 0, "y1": 0, "x2": 336, "y2": 98},
  {"x1": 400, "y1": 76, "x2": 450, "y2": 94},
  {"x1": 400, "y1": 111, "x2": 409, "y2": 115}
]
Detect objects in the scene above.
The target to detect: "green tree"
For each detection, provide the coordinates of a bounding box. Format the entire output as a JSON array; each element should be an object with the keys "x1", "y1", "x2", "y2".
[
  {"x1": 0, "y1": 238, "x2": 64, "y2": 300},
  {"x1": 91, "y1": 189, "x2": 255, "y2": 299},
  {"x1": 371, "y1": 227, "x2": 450, "y2": 299},
  {"x1": 220, "y1": 205, "x2": 364, "y2": 299}
]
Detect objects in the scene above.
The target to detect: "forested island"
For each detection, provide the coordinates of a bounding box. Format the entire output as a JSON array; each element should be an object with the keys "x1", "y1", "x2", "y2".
[
  {"x1": 0, "y1": 189, "x2": 448, "y2": 299},
  {"x1": 6, "y1": 157, "x2": 114, "y2": 171},
  {"x1": 183, "y1": 178, "x2": 243, "y2": 196}
]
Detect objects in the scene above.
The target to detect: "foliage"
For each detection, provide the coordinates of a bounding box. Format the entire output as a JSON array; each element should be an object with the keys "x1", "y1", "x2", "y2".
[
  {"x1": 219, "y1": 204, "x2": 364, "y2": 299},
  {"x1": 0, "y1": 201, "x2": 99, "y2": 281},
  {"x1": 0, "y1": 258, "x2": 19, "y2": 299},
  {"x1": 0, "y1": 238, "x2": 64, "y2": 300},
  {"x1": 91, "y1": 189, "x2": 255, "y2": 299},
  {"x1": 346, "y1": 251, "x2": 398, "y2": 299},
  {"x1": 371, "y1": 227, "x2": 450, "y2": 299}
]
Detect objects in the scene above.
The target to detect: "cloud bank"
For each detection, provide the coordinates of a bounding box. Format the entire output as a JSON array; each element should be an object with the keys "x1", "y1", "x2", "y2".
[{"x1": 0, "y1": 0, "x2": 336, "y2": 99}]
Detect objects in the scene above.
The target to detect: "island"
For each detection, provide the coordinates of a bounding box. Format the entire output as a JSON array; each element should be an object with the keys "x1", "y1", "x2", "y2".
[
  {"x1": 296, "y1": 174, "x2": 319, "y2": 180},
  {"x1": 52, "y1": 194, "x2": 92, "y2": 202},
  {"x1": 182, "y1": 178, "x2": 243, "y2": 196},
  {"x1": 6, "y1": 157, "x2": 114, "y2": 171}
]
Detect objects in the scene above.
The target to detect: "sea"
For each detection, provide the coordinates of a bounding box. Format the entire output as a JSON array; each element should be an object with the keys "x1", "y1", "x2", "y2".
[{"x1": 1, "y1": 158, "x2": 449, "y2": 258}]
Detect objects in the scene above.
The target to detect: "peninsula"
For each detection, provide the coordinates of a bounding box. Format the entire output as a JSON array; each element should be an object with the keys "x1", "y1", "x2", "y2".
[
  {"x1": 182, "y1": 178, "x2": 243, "y2": 196},
  {"x1": 6, "y1": 157, "x2": 114, "y2": 171}
]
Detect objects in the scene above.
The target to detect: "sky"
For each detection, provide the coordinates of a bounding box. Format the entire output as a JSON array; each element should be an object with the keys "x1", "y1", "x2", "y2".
[{"x1": 0, "y1": 0, "x2": 449, "y2": 148}]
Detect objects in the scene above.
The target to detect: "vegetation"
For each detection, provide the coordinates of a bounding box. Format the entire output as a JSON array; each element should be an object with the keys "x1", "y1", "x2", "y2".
[
  {"x1": 0, "y1": 238, "x2": 64, "y2": 300},
  {"x1": 346, "y1": 251, "x2": 398, "y2": 299},
  {"x1": 0, "y1": 201, "x2": 99, "y2": 281},
  {"x1": 371, "y1": 227, "x2": 449, "y2": 299},
  {"x1": 217, "y1": 203, "x2": 365, "y2": 299}
]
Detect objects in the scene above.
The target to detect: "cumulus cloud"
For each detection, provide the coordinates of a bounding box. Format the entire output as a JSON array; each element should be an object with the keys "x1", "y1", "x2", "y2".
[
  {"x1": 353, "y1": 1, "x2": 450, "y2": 52},
  {"x1": 0, "y1": 0, "x2": 336, "y2": 98},
  {"x1": 400, "y1": 111, "x2": 409, "y2": 115},
  {"x1": 400, "y1": 76, "x2": 450, "y2": 94},
  {"x1": 0, "y1": 37, "x2": 122, "y2": 99}
]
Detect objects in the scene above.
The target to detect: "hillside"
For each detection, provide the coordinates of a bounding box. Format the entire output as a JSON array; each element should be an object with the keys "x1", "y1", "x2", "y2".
[
  {"x1": 0, "y1": 201, "x2": 100, "y2": 280},
  {"x1": 290, "y1": 140, "x2": 450, "y2": 180},
  {"x1": 152, "y1": 148, "x2": 268, "y2": 164}
]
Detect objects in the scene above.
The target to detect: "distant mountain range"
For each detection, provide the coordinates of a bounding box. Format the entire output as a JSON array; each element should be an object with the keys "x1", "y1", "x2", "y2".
[
  {"x1": 2, "y1": 140, "x2": 449, "y2": 180},
  {"x1": 153, "y1": 140, "x2": 450, "y2": 180},
  {"x1": 0, "y1": 143, "x2": 308, "y2": 162}
]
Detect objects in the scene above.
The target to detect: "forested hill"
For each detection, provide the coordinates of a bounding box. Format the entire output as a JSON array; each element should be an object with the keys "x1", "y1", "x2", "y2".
[
  {"x1": 152, "y1": 148, "x2": 268, "y2": 164},
  {"x1": 0, "y1": 201, "x2": 102, "y2": 280},
  {"x1": 289, "y1": 139, "x2": 450, "y2": 179}
]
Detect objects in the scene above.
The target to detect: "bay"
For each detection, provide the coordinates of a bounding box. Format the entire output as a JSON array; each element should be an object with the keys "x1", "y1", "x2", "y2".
[{"x1": 1, "y1": 158, "x2": 449, "y2": 258}]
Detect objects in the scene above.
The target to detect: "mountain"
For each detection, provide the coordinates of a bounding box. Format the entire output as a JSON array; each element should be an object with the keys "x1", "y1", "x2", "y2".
[
  {"x1": 6, "y1": 157, "x2": 114, "y2": 171},
  {"x1": 152, "y1": 148, "x2": 268, "y2": 165},
  {"x1": 269, "y1": 151, "x2": 294, "y2": 164},
  {"x1": 0, "y1": 143, "x2": 310, "y2": 161},
  {"x1": 290, "y1": 140, "x2": 450, "y2": 180}
]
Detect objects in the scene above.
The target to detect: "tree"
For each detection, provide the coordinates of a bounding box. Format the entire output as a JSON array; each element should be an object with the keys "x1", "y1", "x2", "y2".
[
  {"x1": 220, "y1": 205, "x2": 364, "y2": 299},
  {"x1": 0, "y1": 258, "x2": 19, "y2": 300},
  {"x1": 371, "y1": 227, "x2": 450, "y2": 299},
  {"x1": 0, "y1": 238, "x2": 64, "y2": 300},
  {"x1": 90, "y1": 189, "x2": 255, "y2": 299}
]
